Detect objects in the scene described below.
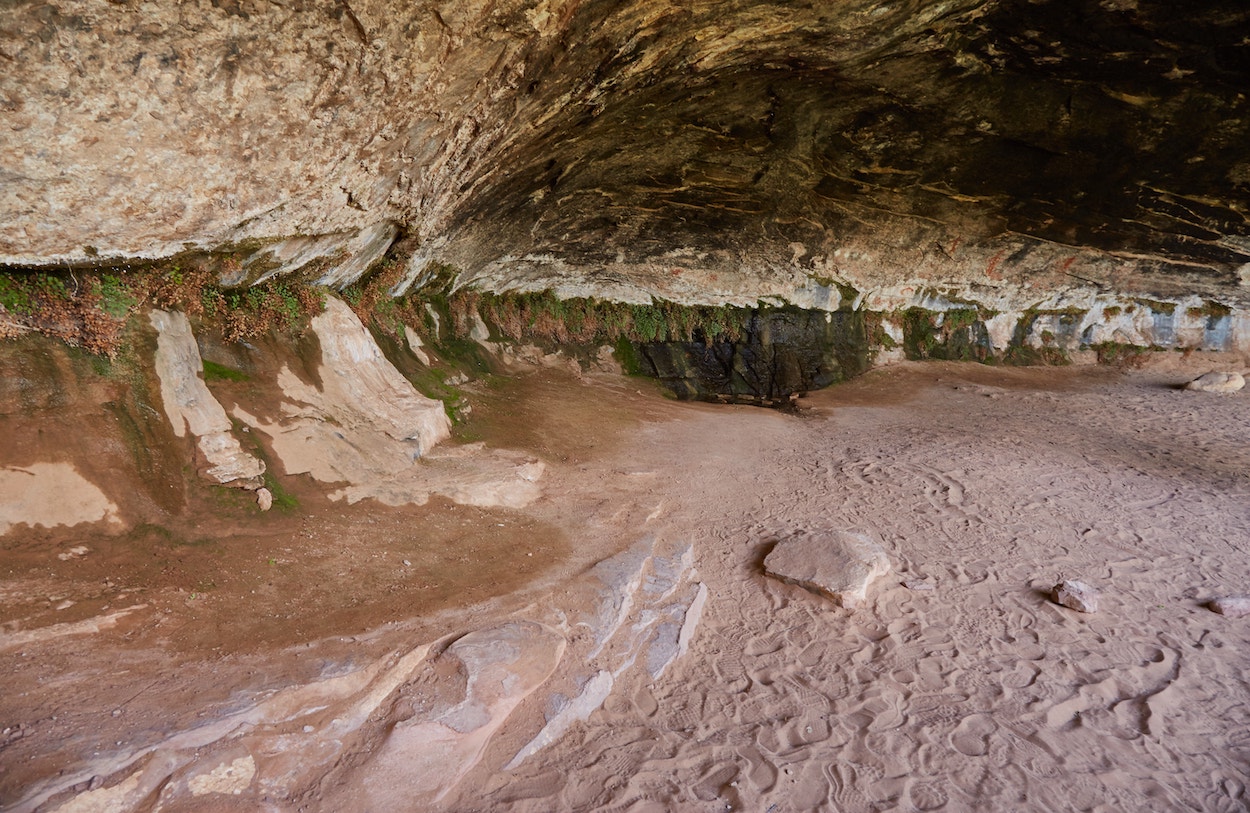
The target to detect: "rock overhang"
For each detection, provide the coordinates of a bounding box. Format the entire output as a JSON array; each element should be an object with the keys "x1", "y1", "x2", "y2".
[{"x1": 1, "y1": 0, "x2": 1249, "y2": 311}]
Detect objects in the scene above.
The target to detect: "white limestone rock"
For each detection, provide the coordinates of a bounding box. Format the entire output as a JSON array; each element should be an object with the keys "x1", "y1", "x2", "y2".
[
  {"x1": 1185, "y1": 371, "x2": 1245, "y2": 393},
  {"x1": 149, "y1": 310, "x2": 265, "y2": 487},
  {"x1": 764, "y1": 530, "x2": 891, "y2": 610},
  {"x1": 234, "y1": 297, "x2": 539, "y2": 509},
  {"x1": 290, "y1": 297, "x2": 451, "y2": 452},
  {"x1": 404, "y1": 326, "x2": 432, "y2": 365},
  {"x1": 1052, "y1": 579, "x2": 1099, "y2": 613}
]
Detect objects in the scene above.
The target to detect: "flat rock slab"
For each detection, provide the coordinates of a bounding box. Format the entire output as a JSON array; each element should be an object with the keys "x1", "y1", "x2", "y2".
[
  {"x1": 1185, "y1": 372, "x2": 1245, "y2": 393},
  {"x1": 1052, "y1": 579, "x2": 1099, "y2": 613},
  {"x1": 1209, "y1": 596, "x2": 1250, "y2": 617},
  {"x1": 764, "y1": 531, "x2": 891, "y2": 610}
]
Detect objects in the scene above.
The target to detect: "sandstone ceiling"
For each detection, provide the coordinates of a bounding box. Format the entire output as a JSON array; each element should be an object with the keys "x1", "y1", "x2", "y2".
[{"x1": 3, "y1": 0, "x2": 1249, "y2": 306}]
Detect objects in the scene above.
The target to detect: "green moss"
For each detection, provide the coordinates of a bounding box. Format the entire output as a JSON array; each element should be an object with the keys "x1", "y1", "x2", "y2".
[
  {"x1": 941, "y1": 308, "x2": 981, "y2": 331},
  {"x1": 613, "y1": 336, "x2": 647, "y2": 375},
  {"x1": 1133, "y1": 298, "x2": 1176, "y2": 315},
  {"x1": 1092, "y1": 341, "x2": 1151, "y2": 365},
  {"x1": 902, "y1": 308, "x2": 941, "y2": 359},
  {"x1": 631, "y1": 304, "x2": 665, "y2": 342},
  {"x1": 0, "y1": 275, "x2": 32, "y2": 313},
  {"x1": 463, "y1": 289, "x2": 757, "y2": 348},
  {"x1": 202, "y1": 359, "x2": 249, "y2": 382},
  {"x1": 262, "y1": 470, "x2": 299, "y2": 511},
  {"x1": 93, "y1": 274, "x2": 136, "y2": 318},
  {"x1": 864, "y1": 312, "x2": 898, "y2": 350},
  {"x1": 901, "y1": 307, "x2": 994, "y2": 362},
  {"x1": 1187, "y1": 300, "x2": 1232, "y2": 319},
  {"x1": 1003, "y1": 344, "x2": 1070, "y2": 366}
]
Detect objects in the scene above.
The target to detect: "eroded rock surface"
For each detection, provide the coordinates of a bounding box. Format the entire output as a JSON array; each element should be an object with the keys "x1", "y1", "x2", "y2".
[
  {"x1": 4, "y1": 0, "x2": 1249, "y2": 316},
  {"x1": 21, "y1": 537, "x2": 708, "y2": 812},
  {"x1": 332, "y1": 622, "x2": 565, "y2": 806},
  {"x1": 0, "y1": 462, "x2": 120, "y2": 537},
  {"x1": 507, "y1": 537, "x2": 706, "y2": 769}
]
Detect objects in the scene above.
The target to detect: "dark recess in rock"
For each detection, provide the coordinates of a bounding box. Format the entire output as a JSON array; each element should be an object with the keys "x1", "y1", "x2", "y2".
[{"x1": 636, "y1": 308, "x2": 869, "y2": 405}]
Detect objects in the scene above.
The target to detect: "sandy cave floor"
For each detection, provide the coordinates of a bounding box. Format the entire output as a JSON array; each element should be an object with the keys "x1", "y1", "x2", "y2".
[{"x1": 4, "y1": 359, "x2": 1250, "y2": 811}]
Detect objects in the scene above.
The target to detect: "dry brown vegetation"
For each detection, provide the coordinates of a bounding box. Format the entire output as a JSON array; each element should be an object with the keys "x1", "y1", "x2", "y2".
[{"x1": 0, "y1": 258, "x2": 328, "y2": 355}]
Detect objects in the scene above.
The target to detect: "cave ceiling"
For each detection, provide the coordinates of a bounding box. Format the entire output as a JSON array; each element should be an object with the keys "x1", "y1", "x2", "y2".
[{"x1": 2, "y1": 0, "x2": 1249, "y2": 304}]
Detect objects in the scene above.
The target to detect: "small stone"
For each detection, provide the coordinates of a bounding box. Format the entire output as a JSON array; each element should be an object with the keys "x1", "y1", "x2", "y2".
[
  {"x1": 1052, "y1": 579, "x2": 1099, "y2": 613},
  {"x1": 1185, "y1": 371, "x2": 1245, "y2": 393},
  {"x1": 903, "y1": 579, "x2": 936, "y2": 591},
  {"x1": 764, "y1": 530, "x2": 891, "y2": 610},
  {"x1": 256, "y1": 487, "x2": 273, "y2": 511},
  {"x1": 1208, "y1": 595, "x2": 1250, "y2": 617}
]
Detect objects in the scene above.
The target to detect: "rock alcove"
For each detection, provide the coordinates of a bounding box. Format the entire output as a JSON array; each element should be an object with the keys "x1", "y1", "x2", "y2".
[
  {"x1": 5, "y1": 3, "x2": 1250, "y2": 812},
  {"x1": 3, "y1": 0, "x2": 1250, "y2": 400}
]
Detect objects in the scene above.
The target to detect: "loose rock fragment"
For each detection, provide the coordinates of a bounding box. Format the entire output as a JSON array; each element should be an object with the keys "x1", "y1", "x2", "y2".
[
  {"x1": 1184, "y1": 372, "x2": 1245, "y2": 393},
  {"x1": 1052, "y1": 579, "x2": 1099, "y2": 613},
  {"x1": 1208, "y1": 595, "x2": 1250, "y2": 617},
  {"x1": 764, "y1": 530, "x2": 891, "y2": 610},
  {"x1": 256, "y1": 488, "x2": 273, "y2": 512}
]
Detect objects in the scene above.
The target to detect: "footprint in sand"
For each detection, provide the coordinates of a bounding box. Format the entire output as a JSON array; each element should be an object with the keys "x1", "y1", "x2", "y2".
[
  {"x1": 631, "y1": 684, "x2": 659, "y2": 717},
  {"x1": 826, "y1": 762, "x2": 871, "y2": 809},
  {"x1": 778, "y1": 715, "x2": 832, "y2": 753},
  {"x1": 905, "y1": 778, "x2": 950, "y2": 811},
  {"x1": 950, "y1": 713, "x2": 998, "y2": 756},
  {"x1": 865, "y1": 690, "x2": 907, "y2": 732},
  {"x1": 692, "y1": 764, "x2": 739, "y2": 802},
  {"x1": 734, "y1": 744, "x2": 778, "y2": 792},
  {"x1": 1002, "y1": 661, "x2": 1042, "y2": 690},
  {"x1": 744, "y1": 635, "x2": 784, "y2": 657}
]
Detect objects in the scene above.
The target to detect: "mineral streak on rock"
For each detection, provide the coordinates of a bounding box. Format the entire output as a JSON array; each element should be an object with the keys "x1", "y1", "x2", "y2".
[{"x1": 764, "y1": 530, "x2": 892, "y2": 610}]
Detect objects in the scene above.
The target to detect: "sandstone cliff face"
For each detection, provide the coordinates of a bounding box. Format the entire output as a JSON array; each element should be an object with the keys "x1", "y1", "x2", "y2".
[{"x1": 3, "y1": 0, "x2": 1250, "y2": 311}]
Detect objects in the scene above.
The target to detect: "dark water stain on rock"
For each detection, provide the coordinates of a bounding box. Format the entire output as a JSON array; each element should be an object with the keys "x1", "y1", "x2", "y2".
[{"x1": 635, "y1": 307, "x2": 869, "y2": 405}]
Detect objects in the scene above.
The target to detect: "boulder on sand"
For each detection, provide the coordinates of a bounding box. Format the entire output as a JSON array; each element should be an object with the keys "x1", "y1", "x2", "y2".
[
  {"x1": 764, "y1": 530, "x2": 891, "y2": 610},
  {"x1": 1208, "y1": 595, "x2": 1250, "y2": 618},
  {"x1": 1052, "y1": 579, "x2": 1099, "y2": 613},
  {"x1": 1184, "y1": 372, "x2": 1245, "y2": 393}
]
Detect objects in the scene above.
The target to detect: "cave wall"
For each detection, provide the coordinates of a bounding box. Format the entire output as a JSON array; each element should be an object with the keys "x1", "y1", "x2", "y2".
[{"x1": 3, "y1": 0, "x2": 1250, "y2": 317}]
